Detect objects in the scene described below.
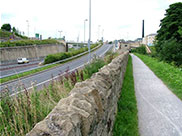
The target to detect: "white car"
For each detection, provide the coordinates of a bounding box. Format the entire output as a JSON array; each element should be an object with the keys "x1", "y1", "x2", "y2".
[{"x1": 17, "y1": 58, "x2": 29, "y2": 64}]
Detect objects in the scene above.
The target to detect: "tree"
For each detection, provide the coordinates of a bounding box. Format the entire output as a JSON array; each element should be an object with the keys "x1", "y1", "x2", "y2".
[
  {"x1": 1, "y1": 24, "x2": 11, "y2": 32},
  {"x1": 156, "y1": 2, "x2": 182, "y2": 66},
  {"x1": 12, "y1": 27, "x2": 17, "y2": 33}
]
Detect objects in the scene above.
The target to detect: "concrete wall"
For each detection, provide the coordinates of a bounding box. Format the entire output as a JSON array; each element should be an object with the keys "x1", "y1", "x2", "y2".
[
  {"x1": 0, "y1": 44, "x2": 66, "y2": 63},
  {"x1": 26, "y1": 51, "x2": 129, "y2": 136}
]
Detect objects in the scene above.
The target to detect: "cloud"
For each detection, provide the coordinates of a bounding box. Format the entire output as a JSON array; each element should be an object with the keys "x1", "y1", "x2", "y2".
[{"x1": 1, "y1": 0, "x2": 181, "y2": 41}]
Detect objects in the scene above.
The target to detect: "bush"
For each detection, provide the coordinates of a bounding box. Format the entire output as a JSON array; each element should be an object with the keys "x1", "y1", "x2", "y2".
[
  {"x1": 157, "y1": 39, "x2": 182, "y2": 66},
  {"x1": 15, "y1": 32, "x2": 28, "y2": 39},
  {"x1": 0, "y1": 29, "x2": 12, "y2": 38},
  {"x1": 131, "y1": 45, "x2": 147, "y2": 55},
  {"x1": 84, "y1": 58, "x2": 106, "y2": 78}
]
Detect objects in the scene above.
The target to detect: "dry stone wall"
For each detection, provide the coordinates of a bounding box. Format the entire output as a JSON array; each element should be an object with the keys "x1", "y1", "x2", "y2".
[{"x1": 27, "y1": 51, "x2": 129, "y2": 136}]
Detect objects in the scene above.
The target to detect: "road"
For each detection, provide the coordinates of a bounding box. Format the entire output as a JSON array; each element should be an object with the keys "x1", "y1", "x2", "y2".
[
  {"x1": 0, "y1": 44, "x2": 113, "y2": 95},
  {"x1": 0, "y1": 60, "x2": 43, "y2": 77}
]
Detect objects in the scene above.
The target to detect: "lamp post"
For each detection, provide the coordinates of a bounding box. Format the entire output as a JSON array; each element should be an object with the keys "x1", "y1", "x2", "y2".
[
  {"x1": 58, "y1": 30, "x2": 63, "y2": 39},
  {"x1": 88, "y1": 0, "x2": 91, "y2": 62},
  {"x1": 98, "y1": 25, "x2": 101, "y2": 41},
  {"x1": 102, "y1": 29, "x2": 104, "y2": 42},
  {"x1": 26, "y1": 20, "x2": 29, "y2": 37},
  {"x1": 84, "y1": 19, "x2": 88, "y2": 43},
  {"x1": 77, "y1": 33, "x2": 80, "y2": 49}
]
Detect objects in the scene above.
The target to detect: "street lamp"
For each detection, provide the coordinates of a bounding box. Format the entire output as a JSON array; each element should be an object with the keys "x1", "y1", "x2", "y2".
[
  {"x1": 102, "y1": 29, "x2": 104, "y2": 42},
  {"x1": 26, "y1": 20, "x2": 29, "y2": 37},
  {"x1": 98, "y1": 25, "x2": 101, "y2": 41},
  {"x1": 84, "y1": 19, "x2": 88, "y2": 43},
  {"x1": 58, "y1": 30, "x2": 63, "y2": 39},
  {"x1": 88, "y1": 0, "x2": 91, "y2": 62}
]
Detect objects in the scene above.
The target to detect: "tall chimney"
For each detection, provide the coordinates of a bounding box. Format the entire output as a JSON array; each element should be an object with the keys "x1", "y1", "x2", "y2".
[{"x1": 142, "y1": 20, "x2": 144, "y2": 38}]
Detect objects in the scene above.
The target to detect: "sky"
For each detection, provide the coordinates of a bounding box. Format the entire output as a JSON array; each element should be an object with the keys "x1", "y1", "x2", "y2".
[{"x1": 0, "y1": 0, "x2": 181, "y2": 42}]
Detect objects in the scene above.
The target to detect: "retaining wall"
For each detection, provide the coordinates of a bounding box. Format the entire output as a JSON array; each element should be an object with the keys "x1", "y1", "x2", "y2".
[
  {"x1": 27, "y1": 51, "x2": 129, "y2": 136},
  {"x1": 0, "y1": 44, "x2": 66, "y2": 63}
]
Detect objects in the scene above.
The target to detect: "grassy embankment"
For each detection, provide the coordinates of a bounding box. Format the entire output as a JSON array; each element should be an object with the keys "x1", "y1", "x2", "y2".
[
  {"x1": 0, "y1": 29, "x2": 12, "y2": 38},
  {"x1": 0, "y1": 51, "x2": 118, "y2": 136},
  {"x1": 113, "y1": 55, "x2": 139, "y2": 136},
  {"x1": 0, "y1": 43, "x2": 101, "y2": 84},
  {"x1": 135, "y1": 53, "x2": 182, "y2": 100},
  {"x1": 0, "y1": 39, "x2": 59, "y2": 47},
  {"x1": 0, "y1": 29, "x2": 28, "y2": 40}
]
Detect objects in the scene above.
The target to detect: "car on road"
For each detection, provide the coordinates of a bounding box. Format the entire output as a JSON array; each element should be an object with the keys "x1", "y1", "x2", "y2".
[{"x1": 17, "y1": 58, "x2": 29, "y2": 64}]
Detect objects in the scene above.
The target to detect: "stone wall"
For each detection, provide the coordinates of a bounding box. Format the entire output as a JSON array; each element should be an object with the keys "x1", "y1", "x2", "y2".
[
  {"x1": 0, "y1": 44, "x2": 66, "y2": 63},
  {"x1": 27, "y1": 51, "x2": 129, "y2": 136}
]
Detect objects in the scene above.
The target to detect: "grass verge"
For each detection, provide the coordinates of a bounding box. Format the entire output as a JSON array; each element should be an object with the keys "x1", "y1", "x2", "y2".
[
  {"x1": 0, "y1": 51, "x2": 118, "y2": 136},
  {"x1": 113, "y1": 55, "x2": 139, "y2": 136},
  {"x1": 135, "y1": 53, "x2": 182, "y2": 100},
  {"x1": 0, "y1": 44, "x2": 102, "y2": 84}
]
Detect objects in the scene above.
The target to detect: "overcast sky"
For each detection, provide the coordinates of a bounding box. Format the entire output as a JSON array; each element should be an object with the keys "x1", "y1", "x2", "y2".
[{"x1": 0, "y1": 0, "x2": 181, "y2": 41}]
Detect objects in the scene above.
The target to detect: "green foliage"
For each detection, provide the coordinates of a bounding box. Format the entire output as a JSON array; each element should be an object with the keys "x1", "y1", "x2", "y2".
[
  {"x1": 14, "y1": 32, "x2": 28, "y2": 39},
  {"x1": 44, "y1": 43, "x2": 99, "y2": 64},
  {"x1": 113, "y1": 56, "x2": 139, "y2": 136},
  {"x1": 0, "y1": 29, "x2": 12, "y2": 38},
  {"x1": 157, "y1": 39, "x2": 182, "y2": 65},
  {"x1": 1, "y1": 24, "x2": 11, "y2": 31},
  {"x1": 84, "y1": 59, "x2": 105, "y2": 79},
  {"x1": 131, "y1": 45, "x2": 147, "y2": 54},
  {"x1": 12, "y1": 27, "x2": 16, "y2": 33},
  {"x1": 135, "y1": 53, "x2": 182, "y2": 100},
  {"x1": 0, "y1": 28, "x2": 28, "y2": 40},
  {"x1": 104, "y1": 51, "x2": 119, "y2": 64},
  {"x1": 156, "y1": 2, "x2": 182, "y2": 66},
  {"x1": 0, "y1": 39, "x2": 59, "y2": 47}
]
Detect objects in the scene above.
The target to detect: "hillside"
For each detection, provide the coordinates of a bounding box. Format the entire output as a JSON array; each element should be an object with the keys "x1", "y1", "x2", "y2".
[{"x1": 0, "y1": 29, "x2": 28, "y2": 41}]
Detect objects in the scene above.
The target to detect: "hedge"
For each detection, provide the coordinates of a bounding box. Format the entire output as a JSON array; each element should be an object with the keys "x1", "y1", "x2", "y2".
[{"x1": 44, "y1": 43, "x2": 99, "y2": 64}]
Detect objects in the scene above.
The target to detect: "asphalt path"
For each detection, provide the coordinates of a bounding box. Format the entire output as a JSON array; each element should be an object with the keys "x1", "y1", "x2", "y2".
[
  {"x1": 132, "y1": 54, "x2": 182, "y2": 136},
  {"x1": 0, "y1": 44, "x2": 113, "y2": 95}
]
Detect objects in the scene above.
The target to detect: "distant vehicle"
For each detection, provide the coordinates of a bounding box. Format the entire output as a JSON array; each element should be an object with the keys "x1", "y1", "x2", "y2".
[
  {"x1": 17, "y1": 58, "x2": 29, "y2": 64},
  {"x1": 38, "y1": 61, "x2": 44, "y2": 66}
]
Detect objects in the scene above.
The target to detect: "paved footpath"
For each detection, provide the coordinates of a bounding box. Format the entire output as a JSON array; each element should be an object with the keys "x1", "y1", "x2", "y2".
[{"x1": 131, "y1": 54, "x2": 182, "y2": 136}]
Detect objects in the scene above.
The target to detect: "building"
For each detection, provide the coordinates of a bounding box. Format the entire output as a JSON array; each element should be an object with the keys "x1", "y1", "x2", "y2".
[{"x1": 142, "y1": 33, "x2": 157, "y2": 46}]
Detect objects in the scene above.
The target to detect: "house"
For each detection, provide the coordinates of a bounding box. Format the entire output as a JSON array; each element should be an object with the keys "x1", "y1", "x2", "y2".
[{"x1": 142, "y1": 33, "x2": 157, "y2": 46}]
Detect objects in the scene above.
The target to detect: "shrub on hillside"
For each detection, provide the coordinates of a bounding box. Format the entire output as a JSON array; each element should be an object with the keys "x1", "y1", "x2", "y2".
[
  {"x1": 131, "y1": 45, "x2": 147, "y2": 55},
  {"x1": 158, "y1": 39, "x2": 182, "y2": 66},
  {"x1": 0, "y1": 29, "x2": 12, "y2": 38},
  {"x1": 15, "y1": 32, "x2": 28, "y2": 39},
  {"x1": 44, "y1": 44, "x2": 99, "y2": 64}
]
